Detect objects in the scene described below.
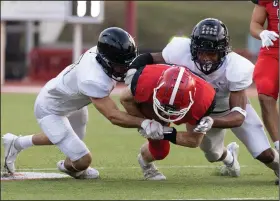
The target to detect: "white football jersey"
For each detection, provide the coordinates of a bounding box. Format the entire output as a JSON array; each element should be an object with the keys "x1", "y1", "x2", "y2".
[
  {"x1": 162, "y1": 37, "x2": 254, "y2": 113},
  {"x1": 39, "y1": 46, "x2": 116, "y2": 115}
]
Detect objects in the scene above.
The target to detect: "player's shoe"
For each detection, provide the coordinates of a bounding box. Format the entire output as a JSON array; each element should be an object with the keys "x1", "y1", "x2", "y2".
[
  {"x1": 2, "y1": 133, "x2": 21, "y2": 174},
  {"x1": 56, "y1": 160, "x2": 99, "y2": 179},
  {"x1": 220, "y1": 142, "x2": 240, "y2": 177},
  {"x1": 137, "y1": 154, "x2": 166, "y2": 180}
]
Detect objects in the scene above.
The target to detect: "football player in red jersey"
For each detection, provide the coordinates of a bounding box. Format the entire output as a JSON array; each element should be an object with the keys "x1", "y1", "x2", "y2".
[
  {"x1": 250, "y1": 0, "x2": 279, "y2": 153},
  {"x1": 120, "y1": 64, "x2": 216, "y2": 180}
]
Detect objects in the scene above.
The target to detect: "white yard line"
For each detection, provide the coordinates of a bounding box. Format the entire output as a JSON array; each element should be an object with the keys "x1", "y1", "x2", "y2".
[{"x1": 1, "y1": 165, "x2": 249, "y2": 172}]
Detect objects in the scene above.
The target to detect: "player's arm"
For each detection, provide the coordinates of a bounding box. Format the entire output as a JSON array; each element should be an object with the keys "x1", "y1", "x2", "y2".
[
  {"x1": 119, "y1": 86, "x2": 144, "y2": 118},
  {"x1": 211, "y1": 90, "x2": 247, "y2": 128},
  {"x1": 151, "y1": 52, "x2": 166, "y2": 64},
  {"x1": 174, "y1": 126, "x2": 205, "y2": 148},
  {"x1": 91, "y1": 96, "x2": 145, "y2": 128},
  {"x1": 78, "y1": 80, "x2": 158, "y2": 130},
  {"x1": 129, "y1": 52, "x2": 165, "y2": 70},
  {"x1": 250, "y1": 4, "x2": 267, "y2": 40}
]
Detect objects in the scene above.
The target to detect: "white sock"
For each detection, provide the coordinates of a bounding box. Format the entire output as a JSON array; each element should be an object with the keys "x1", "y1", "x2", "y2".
[
  {"x1": 223, "y1": 150, "x2": 234, "y2": 166},
  {"x1": 274, "y1": 141, "x2": 279, "y2": 152},
  {"x1": 139, "y1": 154, "x2": 149, "y2": 166},
  {"x1": 14, "y1": 135, "x2": 34, "y2": 151}
]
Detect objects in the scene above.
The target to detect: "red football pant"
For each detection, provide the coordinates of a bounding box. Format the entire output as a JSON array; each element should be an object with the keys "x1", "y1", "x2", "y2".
[
  {"x1": 253, "y1": 54, "x2": 279, "y2": 100},
  {"x1": 148, "y1": 139, "x2": 170, "y2": 160}
]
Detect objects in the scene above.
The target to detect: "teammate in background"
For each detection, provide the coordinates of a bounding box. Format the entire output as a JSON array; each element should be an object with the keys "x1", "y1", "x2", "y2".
[
  {"x1": 121, "y1": 64, "x2": 216, "y2": 180},
  {"x1": 129, "y1": 18, "x2": 279, "y2": 184},
  {"x1": 2, "y1": 27, "x2": 169, "y2": 179},
  {"x1": 250, "y1": 0, "x2": 279, "y2": 153}
]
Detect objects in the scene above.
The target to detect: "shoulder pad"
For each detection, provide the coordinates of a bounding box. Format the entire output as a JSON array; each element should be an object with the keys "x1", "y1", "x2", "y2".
[
  {"x1": 226, "y1": 53, "x2": 254, "y2": 83},
  {"x1": 162, "y1": 37, "x2": 191, "y2": 63},
  {"x1": 226, "y1": 53, "x2": 254, "y2": 91}
]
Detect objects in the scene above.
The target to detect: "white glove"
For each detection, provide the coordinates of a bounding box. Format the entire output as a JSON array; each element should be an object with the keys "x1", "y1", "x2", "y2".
[
  {"x1": 124, "y1": 68, "x2": 137, "y2": 85},
  {"x1": 139, "y1": 119, "x2": 164, "y2": 140},
  {"x1": 259, "y1": 30, "x2": 279, "y2": 49},
  {"x1": 193, "y1": 116, "x2": 214, "y2": 134}
]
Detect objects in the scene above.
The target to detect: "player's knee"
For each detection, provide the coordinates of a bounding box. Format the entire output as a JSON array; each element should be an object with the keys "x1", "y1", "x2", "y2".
[
  {"x1": 256, "y1": 148, "x2": 274, "y2": 164},
  {"x1": 204, "y1": 151, "x2": 222, "y2": 163},
  {"x1": 258, "y1": 94, "x2": 277, "y2": 105},
  {"x1": 73, "y1": 153, "x2": 92, "y2": 171},
  {"x1": 148, "y1": 140, "x2": 170, "y2": 160},
  {"x1": 259, "y1": 94, "x2": 275, "y2": 103}
]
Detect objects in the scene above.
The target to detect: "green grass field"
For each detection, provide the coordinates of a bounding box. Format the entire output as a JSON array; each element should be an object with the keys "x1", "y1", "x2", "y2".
[{"x1": 1, "y1": 94, "x2": 278, "y2": 200}]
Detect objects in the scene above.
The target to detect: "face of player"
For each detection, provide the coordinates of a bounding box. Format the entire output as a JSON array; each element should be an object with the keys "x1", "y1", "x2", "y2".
[
  {"x1": 197, "y1": 51, "x2": 219, "y2": 63},
  {"x1": 110, "y1": 63, "x2": 129, "y2": 82}
]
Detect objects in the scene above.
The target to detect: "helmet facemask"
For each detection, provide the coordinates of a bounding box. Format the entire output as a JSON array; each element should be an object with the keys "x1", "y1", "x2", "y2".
[
  {"x1": 191, "y1": 39, "x2": 227, "y2": 75},
  {"x1": 97, "y1": 51, "x2": 137, "y2": 82},
  {"x1": 153, "y1": 82, "x2": 195, "y2": 123}
]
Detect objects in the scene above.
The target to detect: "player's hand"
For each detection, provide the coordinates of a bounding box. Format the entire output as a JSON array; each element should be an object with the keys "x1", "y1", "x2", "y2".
[
  {"x1": 193, "y1": 116, "x2": 214, "y2": 134},
  {"x1": 259, "y1": 30, "x2": 279, "y2": 49},
  {"x1": 124, "y1": 68, "x2": 137, "y2": 85},
  {"x1": 139, "y1": 119, "x2": 164, "y2": 140}
]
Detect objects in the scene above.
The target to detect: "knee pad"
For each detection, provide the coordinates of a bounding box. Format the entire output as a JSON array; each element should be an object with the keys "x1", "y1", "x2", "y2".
[
  {"x1": 38, "y1": 115, "x2": 72, "y2": 144},
  {"x1": 148, "y1": 140, "x2": 170, "y2": 160},
  {"x1": 58, "y1": 134, "x2": 90, "y2": 162},
  {"x1": 204, "y1": 151, "x2": 223, "y2": 162}
]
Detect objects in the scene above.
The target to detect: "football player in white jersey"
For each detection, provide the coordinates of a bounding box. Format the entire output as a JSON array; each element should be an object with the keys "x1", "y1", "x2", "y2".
[
  {"x1": 2, "y1": 27, "x2": 168, "y2": 179},
  {"x1": 128, "y1": 18, "x2": 279, "y2": 183}
]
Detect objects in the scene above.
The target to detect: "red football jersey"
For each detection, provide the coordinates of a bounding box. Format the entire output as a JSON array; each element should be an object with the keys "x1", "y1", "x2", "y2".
[
  {"x1": 253, "y1": 0, "x2": 279, "y2": 55},
  {"x1": 131, "y1": 64, "x2": 216, "y2": 125}
]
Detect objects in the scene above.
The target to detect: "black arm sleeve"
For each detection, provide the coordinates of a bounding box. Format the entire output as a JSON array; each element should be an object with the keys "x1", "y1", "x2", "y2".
[
  {"x1": 130, "y1": 66, "x2": 145, "y2": 96},
  {"x1": 129, "y1": 53, "x2": 154, "y2": 70}
]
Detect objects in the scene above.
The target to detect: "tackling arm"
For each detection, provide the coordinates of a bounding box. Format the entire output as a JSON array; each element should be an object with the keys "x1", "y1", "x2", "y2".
[
  {"x1": 175, "y1": 125, "x2": 205, "y2": 148},
  {"x1": 90, "y1": 96, "x2": 145, "y2": 128},
  {"x1": 151, "y1": 52, "x2": 166, "y2": 64},
  {"x1": 120, "y1": 86, "x2": 145, "y2": 118},
  {"x1": 129, "y1": 52, "x2": 166, "y2": 70},
  {"x1": 250, "y1": 4, "x2": 267, "y2": 40},
  {"x1": 211, "y1": 90, "x2": 247, "y2": 128},
  {"x1": 120, "y1": 86, "x2": 204, "y2": 147}
]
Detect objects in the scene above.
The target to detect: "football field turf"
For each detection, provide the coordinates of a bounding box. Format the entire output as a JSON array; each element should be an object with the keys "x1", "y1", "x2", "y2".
[{"x1": 1, "y1": 94, "x2": 278, "y2": 200}]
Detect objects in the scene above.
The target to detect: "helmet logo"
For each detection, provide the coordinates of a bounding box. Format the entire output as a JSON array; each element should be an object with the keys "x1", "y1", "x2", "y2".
[{"x1": 201, "y1": 25, "x2": 218, "y2": 36}]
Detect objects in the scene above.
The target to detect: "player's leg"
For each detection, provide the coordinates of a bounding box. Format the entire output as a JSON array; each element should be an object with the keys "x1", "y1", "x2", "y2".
[
  {"x1": 38, "y1": 114, "x2": 98, "y2": 179},
  {"x1": 56, "y1": 106, "x2": 98, "y2": 179},
  {"x1": 231, "y1": 104, "x2": 279, "y2": 180},
  {"x1": 253, "y1": 55, "x2": 279, "y2": 151},
  {"x1": 2, "y1": 96, "x2": 56, "y2": 173},
  {"x1": 197, "y1": 124, "x2": 240, "y2": 177},
  {"x1": 67, "y1": 106, "x2": 88, "y2": 140},
  {"x1": 137, "y1": 139, "x2": 170, "y2": 180}
]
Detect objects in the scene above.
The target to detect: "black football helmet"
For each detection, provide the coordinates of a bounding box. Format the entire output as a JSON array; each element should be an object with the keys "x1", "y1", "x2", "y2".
[
  {"x1": 190, "y1": 18, "x2": 231, "y2": 75},
  {"x1": 96, "y1": 27, "x2": 138, "y2": 82}
]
